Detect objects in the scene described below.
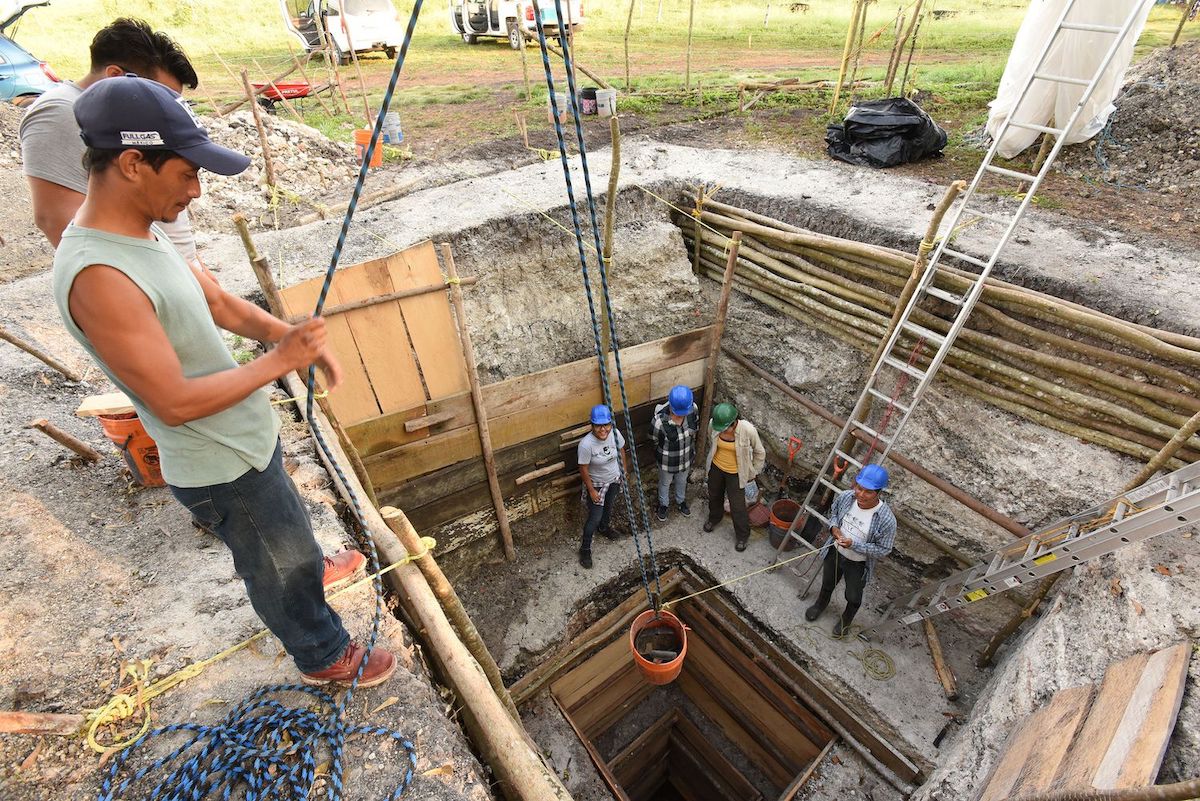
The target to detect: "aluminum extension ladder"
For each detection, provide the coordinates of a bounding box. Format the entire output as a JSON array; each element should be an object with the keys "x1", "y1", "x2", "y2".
[
  {"x1": 772, "y1": 0, "x2": 1154, "y2": 565},
  {"x1": 862, "y1": 460, "x2": 1200, "y2": 637}
]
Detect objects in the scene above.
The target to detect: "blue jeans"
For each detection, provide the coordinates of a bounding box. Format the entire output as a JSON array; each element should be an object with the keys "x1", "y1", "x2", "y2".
[
  {"x1": 657, "y1": 468, "x2": 687, "y2": 506},
  {"x1": 581, "y1": 482, "x2": 621, "y2": 553},
  {"x1": 169, "y1": 441, "x2": 350, "y2": 673}
]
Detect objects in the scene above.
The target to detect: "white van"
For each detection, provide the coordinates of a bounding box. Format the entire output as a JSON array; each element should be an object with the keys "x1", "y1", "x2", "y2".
[
  {"x1": 280, "y1": 0, "x2": 407, "y2": 64},
  {"x1": 449, "y1": 0, "x2": 584, "y2": 49}
]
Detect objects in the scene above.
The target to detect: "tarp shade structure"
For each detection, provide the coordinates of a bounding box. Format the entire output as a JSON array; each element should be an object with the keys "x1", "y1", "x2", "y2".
[{"x1": 986, "y1": 0, "x2": 1155, "y2": 158}]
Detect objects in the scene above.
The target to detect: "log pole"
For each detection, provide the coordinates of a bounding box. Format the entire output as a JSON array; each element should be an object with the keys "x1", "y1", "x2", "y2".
[
  {"x1": 599, "y1": 116, "x2": 622, "y2": 363},
  {"x1": 0, "y1": 325, "x2": 81, "y2": 381},
  {"x1": 281, "y1": 372, "x2": 570, "y2": 801},
  {"x1": 1170, "y1": 0, "x2": 1190, "y2": 48},
  {"x1": 922, "y1": 618, "x2": 958, "y2": 700},
  {"x1": 440, "y1": 243, "x2": 516, "y2": 561},
  {"x1": 685, "y1": 0, "x2": 696, "y2": 89},
  {"x1": 380, "y1": 506, "x2": 520, "y2": 720},
  {"x1": 695, "y1": 231, "x2": 742, "y2": 463},
  {"x1": 241, "y1": 69, "x2": 277, "y2": 188},
  {"x1": 30, "y1": 419, "x2": 103, "y2": 462}
]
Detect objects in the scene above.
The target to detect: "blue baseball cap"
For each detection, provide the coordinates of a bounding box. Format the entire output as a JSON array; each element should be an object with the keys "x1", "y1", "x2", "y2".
[{"x1": 74, "y1": 74, "x2": 250, "y2": 176}]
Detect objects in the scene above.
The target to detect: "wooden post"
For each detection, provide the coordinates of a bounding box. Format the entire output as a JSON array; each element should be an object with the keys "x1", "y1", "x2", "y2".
[
  {"x1": 846, "y1": 0, "x2": 870, "y2": 96},
  {"x1": 691, "y1": 185, "x2": 705, "y2": 276},
  {"x1": 599, "y1": 117, "x2": 622, "y2": 362},
  {"x1": 0, "y1": 325, "x2": 81, "y2": 381},
  {"x1": 233, "y1": 213, "x2": 379, "y2": 509},
  {"x1": 342, "y1": 26, "x2": 372, "y2": 126},
  {"x1": 440, "y1": 243, "x2": 516, "y2": 561},
  {"x1": 885, "y1": 0, "x2": 923, "y2": 94},
  {"x1": 519, "y1": 31, "x2": 532, "y2": 102},
  {"x1": 241, "y1": 69, "x2": 277, "y2": 189},
  {"x1": 922, "y1": 619, "x2": 958, "y2": 700},
  {"x1": 685, "y1": 0, "x2": 696, "y2": 90},
  {"x1": 695, "y1": 231, "x2": 742, "y2": 463},
  {"x1": 624, "y1": 0, "x2": 636, "y2": 92},
  {"x1": 280, "y1": 373, "x2": 571, "y2": 801},
  {"x1": 314, "y1": 11, "x2": 352, "y2": 114},
  {"x1": 1170, "y1": 0, "x2": 1191, "y2": 48},
  {"x1": 898, "y1": 7, "x2": 924, "y2": 96},
  {"x1": 829, "y1": 0, "x2": 863, "y2": 113},
  {"x1": 380, "y1": 506, "x2": 520, "y2": 720},
  {"x1": 29, "y1": 419, "x2": 104, "y2": 462}
]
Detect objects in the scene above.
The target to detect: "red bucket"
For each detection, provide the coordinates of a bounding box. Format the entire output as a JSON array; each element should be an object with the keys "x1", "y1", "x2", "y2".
[
  {"x1": 97, "y1": 413, "x2": 164, "y2": 487},
  {"x1": 630, "y1": 609, "x2": 688, "y2": 685}
]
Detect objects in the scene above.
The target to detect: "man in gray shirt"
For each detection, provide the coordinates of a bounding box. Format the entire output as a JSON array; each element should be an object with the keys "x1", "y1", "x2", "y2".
[{"x1": 20, "y1": 18, "x2": 200, "y2": 261}]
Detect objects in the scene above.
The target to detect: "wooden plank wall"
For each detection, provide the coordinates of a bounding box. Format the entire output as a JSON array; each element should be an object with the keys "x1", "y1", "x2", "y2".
[
  {"x1": 352, "y1": 326, "x2": 712, "y2": 487},
  {"x1": 277, "y1": 240, "x2": 469, "y2": 427},
  {"x1": 975, "y1": 642, "x2": 1192, "y2": 801}
]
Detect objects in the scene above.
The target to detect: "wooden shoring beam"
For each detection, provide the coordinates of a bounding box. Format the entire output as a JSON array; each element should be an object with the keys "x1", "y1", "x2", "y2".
[
  {"x1": 551, "y1": 693, "x2": 633, "y2": 801},
  {"x1": 285, "y1": 277, "x2": 477, "y2": 324},
  {"x1": 776, "y1": 738, "x2": 838, "y2": 801}
]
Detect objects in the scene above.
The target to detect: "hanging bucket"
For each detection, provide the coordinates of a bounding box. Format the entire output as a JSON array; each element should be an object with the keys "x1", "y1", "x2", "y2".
[
  {"x1": 580, "y1": 86, "x2": 598, "y2": 115},
  {"x1": 97, "y1": 413, "x2": 164, "y2": 487},
  {"x1": 354, "y1": 129, "x2": 384, "y2": 167},
  {"x1": 630, "y1": 608, "x2": 688, "y2": 685}
]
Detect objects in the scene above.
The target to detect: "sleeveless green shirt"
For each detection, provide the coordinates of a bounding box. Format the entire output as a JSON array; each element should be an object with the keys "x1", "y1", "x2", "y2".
[{"x1": 53, "y1": 223, "x2": 280, "y2": 487}]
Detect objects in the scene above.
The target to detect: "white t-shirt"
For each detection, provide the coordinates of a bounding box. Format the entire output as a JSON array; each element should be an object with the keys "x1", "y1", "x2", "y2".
[
  {"x1": 835, "y1": 501, "x2": 878, "y2": 562},
  {"x1": 577, "y1": 429, "x2": 626, "y2": 485}
]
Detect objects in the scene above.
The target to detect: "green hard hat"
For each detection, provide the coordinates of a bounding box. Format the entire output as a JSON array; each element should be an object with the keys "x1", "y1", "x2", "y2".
[{"x1": 711, "y1": 402, "x2": 738, "y2": 433}]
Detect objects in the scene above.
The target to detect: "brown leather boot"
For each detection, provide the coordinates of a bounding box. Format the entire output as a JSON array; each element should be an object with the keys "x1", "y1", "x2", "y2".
[
  {"x1": 322, "y1": 550, "x2": 367, "y2": 591},
  {"x1": 301, "y1": 643, "x2": 397, "y2": 689}
]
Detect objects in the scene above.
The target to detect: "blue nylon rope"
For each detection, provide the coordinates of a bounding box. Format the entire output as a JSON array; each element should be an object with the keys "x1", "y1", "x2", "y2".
[
  {"x1": 532, "y1": 1, "x2": 662, "y2": 606},
  {"x1": 96, "y1": 3, "x2": 426, "y2": 799}
]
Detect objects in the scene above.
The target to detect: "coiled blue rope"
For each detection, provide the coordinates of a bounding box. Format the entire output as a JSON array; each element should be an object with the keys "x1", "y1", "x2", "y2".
[
  {"x1": 532, "y1": 1, "x2": 663, "y2": 606},
  {"x1": 97, "y1": 4, "x2": 426, "y2": 799}
]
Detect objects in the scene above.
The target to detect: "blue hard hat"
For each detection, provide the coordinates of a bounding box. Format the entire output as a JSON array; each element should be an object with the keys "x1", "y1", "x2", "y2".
[
  {"x1": 668, "y1": 385, "x2": 694, "y2": 416},
  {"x1": 855, "y1": 464, "x2": 889, "y2": 491},
  {"x1": 590, "y1": 404, "x2": 614, "y2": 425}
]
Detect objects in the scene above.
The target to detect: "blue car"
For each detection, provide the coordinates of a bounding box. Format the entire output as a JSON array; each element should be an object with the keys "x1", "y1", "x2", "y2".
[{"x1": 0, "y1": 1, "x2": 59, "y2": 105}]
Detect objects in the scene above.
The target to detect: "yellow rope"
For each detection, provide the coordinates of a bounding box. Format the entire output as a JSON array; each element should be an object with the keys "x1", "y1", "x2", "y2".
[
  {"x1": 84, "y1": 538, "x2": 436, "y2": 754},
  {"x1": 663, "y1": 540, "x2": 826, "y2": 609},
  {"x1": 271, "y1": 390, "x2": 330, "y2": 406}
]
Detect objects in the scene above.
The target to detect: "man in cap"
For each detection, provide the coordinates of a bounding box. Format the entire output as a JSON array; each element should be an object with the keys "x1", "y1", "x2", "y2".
[
  {"x1": 805, "y1": 464, "x2": 896, "y2": 637},
  {"x1": 52, "y1": 75, "x2": 396, "y2": 687},
  {"x1": 651, "y1": 384, "x2": 698, "y2": 522},
  {"x1": 21, "y1": 18, "x2": 203, "y2": 260}
]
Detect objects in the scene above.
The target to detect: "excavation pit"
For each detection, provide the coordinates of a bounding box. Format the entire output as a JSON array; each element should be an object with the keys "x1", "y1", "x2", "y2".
[{"x1": 509, "y1": 561, "x2": 923, "y2": 801}]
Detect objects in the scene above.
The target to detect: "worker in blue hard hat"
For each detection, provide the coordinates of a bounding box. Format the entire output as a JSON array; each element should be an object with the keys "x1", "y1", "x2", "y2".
[
  {"x1": 805, "y1": 463, "x2": 897, "y2": 637},
  {"x1": 576, "y1": 404, "x2": 629, "y2": 569},
  {"x1": 703, "y1": 402, "x2": 766, "y2": 552},
  {"x1": 651, "y1": 385, "x2": 699, "y2": 523}
]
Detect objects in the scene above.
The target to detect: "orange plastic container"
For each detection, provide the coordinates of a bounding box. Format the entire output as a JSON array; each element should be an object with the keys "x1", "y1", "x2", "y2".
[
  {"x1": 354, "y1": 129, "x2": 384, "y2": 167},
  {"x1": 98, "y1": 413, "x2": 164, "y2": 487},
  {"x1": 629, "y1": 609, "x2": 688, "y2": 685}
]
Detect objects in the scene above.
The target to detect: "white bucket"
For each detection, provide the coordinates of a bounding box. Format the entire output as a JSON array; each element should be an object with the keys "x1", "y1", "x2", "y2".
[
  {"x1": 381, "y1": 111, "x2": 403, "y2": 144},
  {"x1": 596, "y1": 88, "x2": 617, "y2": 118},
  {"x1": 547, "y1": 91, "x2": 571, "y2": 124}
]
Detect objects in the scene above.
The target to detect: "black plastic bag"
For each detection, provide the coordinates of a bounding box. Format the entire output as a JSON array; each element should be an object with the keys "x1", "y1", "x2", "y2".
[{"x1": 826, "y1": 97, "x2": 947, "y2": 168}]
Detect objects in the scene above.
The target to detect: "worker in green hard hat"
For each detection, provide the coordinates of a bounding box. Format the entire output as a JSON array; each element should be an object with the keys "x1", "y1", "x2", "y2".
[{"x1": 704, "y1": 402, "x2": 765, "y2": 552}]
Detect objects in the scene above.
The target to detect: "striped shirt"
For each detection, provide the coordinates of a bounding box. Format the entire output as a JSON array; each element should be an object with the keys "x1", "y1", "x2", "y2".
[
  {"x1": 651, "y1": 401, "x2": 698, "y2": 473},
  {"x1": 828, "y1": 489, "x2": 897, "y2": 578}
]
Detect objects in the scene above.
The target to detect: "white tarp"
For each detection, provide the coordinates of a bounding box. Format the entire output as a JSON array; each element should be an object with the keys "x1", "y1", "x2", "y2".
[{"x1": 986, "y1": 0, "x2": 1154, "y2": 158}]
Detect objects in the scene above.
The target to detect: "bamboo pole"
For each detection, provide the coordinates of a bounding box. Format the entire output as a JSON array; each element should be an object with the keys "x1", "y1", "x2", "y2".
[
  {"x1": 1170, "y1": 0, "x2": 1191, "y2": 48},
  {"x1": 343, "y1": 26, "x2": 372, "y2": 126},
  {"x1": 846, "y1": 0, "x2": 870, "y2": 95},
  {"x1": 314, "y1": 11, "x2": 352, "y2": 114},
  {"x1": 829, "y1": 0, "x2": 863, "y2": 113},
  {"x1": 885, "y1": 0, "x2": 923, "y2": 94},
  {"x1": 685, "y1": 0, "x2": 696, "y2": 90},
  {"x1": 519, "y1": 31, "x2": 532, "y2": 102},
  {"x1": 545, "y1": 43, "x2": 612, "y2": 89},
  {"x1": 380, "y1": 506, "x2": 519, "y2": 720},
  {"x1": 287, "y1": 41, "x2": 334, "y2": 115},
  {"x1": 221, "y1": 61, "x2": 301, "y2": 115},
  {"x1": 922, "y1": 618, "x2": 958, "y2": 701},
  {"x1": 898, "y1": 7, "x2": 923, "y2": 95},
  {"x1": 29, "y1": 419, "x2": 103, "y2": 462},
  {"x1": 289, "y1": 277, "x2": 479, "y2": 324},
  {"x1": 0, "y1": 324, "x2": 81, "y2": 381},
  {"x1": 599, "y1": 117, "x2": 622, "y2": 363},
  {"x1": 440, "y1": 243, "x2": 516, "y2": 561},
  {"x1": 281, "y1": 372, "x2": 571, "y2": 801},
  {"x1": 695, "y1": 231, "x2": 742, "y2": 465},
  {"x1": 241, "y1": 69, "x2": 277, "y2": 189},
  {"x1": 624, "y1": 0, "x2": 637, "y2": 92}
]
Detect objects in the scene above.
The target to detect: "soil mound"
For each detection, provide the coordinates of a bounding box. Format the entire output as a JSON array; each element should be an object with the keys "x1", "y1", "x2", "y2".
[{"x1": 1060, "y1": 40, "x2": 1200, "y2": 199}]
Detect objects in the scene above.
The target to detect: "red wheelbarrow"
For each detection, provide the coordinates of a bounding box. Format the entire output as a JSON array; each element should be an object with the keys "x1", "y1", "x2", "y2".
[{"x1": 251, "y1": 80, "x2": 316, "y2": 111}]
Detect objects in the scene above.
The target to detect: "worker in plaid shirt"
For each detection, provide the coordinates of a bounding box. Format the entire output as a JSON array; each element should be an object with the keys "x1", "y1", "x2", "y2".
[{"x1": 651, "y1": 385, "x2": 699, "y2": 522}]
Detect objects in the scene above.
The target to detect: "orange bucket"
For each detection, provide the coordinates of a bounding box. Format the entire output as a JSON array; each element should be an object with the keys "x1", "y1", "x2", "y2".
[
  {"x1": 630, "y1": 609, "x2": 688, "y2": 685},
  {"x1": 354, "y1": 129, "x2": 384, "y2": 167},
  {"x1": 98, "y1": 413, "x2": 164, "y2": 487}
]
